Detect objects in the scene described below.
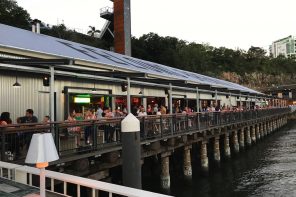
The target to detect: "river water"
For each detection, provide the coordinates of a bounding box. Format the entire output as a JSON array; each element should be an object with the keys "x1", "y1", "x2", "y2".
[{"x1": 143, "y1": 121, "x2": 296, "y2": 197}]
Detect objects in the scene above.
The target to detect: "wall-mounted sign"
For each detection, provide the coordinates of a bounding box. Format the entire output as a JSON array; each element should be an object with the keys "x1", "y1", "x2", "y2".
[{"x1": 74, "y1": 97, "x2": 90, "y2": 103}]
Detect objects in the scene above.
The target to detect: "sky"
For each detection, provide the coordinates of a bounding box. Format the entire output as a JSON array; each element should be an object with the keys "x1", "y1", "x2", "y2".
[{"x1": 16, "y1": 0, "x2": 296, "y2": 51}]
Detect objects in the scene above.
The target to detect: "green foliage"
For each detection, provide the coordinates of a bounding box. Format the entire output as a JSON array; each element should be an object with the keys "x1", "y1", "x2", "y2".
[
  {"x1": 132, "y1": 33, "x2": 296, "y2": 81},
  {"x1": 0, "y1": 0, "x2": 31, "y2": 29}
]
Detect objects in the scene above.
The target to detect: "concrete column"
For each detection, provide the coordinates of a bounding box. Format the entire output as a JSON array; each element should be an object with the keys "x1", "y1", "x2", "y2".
[
  {"x1": 200, "y1": 141, "x2": 209, "y2": 171},
  {"x1": 160, "y1": 156, "x2": 170, "y2": 190},
  {"x1": 267, "y1": 121, "x2": 271, "y2": 134},
  {"x1": 264, "y1": 122, "x2": 268, "y2": 136},
  {"x1": 260, "y1": 123, "x2": 264, "y2": 138},
  {"x1": 224, "y1": 133, "x2": 231, "y2": 158},
  {"x1": 142, "y1": 97, "x2": 147, "y2": 110},
  {"x1": 183, "y1": 147, "x2": 192, "y2": 179},
  {"x1": 246, "y1": 127, "x2": 252, "y2": 146},
  {"x1": 256, "y1": 124, "x2": 261, "y2": 140},
  {"x1": 214, "y1": 137, "x2": 221, "y2": 162},
  {"x1": 251, "y1": 126, "x2": 256, "y2": 143},
  {"x1": 239, "y1": 129, "x2": 245, "y2": 149},
  {"x1": 232, "y1": 130, "x2": 240, "y2": 153}
]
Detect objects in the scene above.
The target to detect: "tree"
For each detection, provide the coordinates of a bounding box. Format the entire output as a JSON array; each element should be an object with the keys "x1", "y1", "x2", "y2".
[
  {"x1": 0, "y1": 0, "x2": 31, "y2": 29},
  {"x1": 87, "y1": 26, "x2": 100, "y2": 37}
]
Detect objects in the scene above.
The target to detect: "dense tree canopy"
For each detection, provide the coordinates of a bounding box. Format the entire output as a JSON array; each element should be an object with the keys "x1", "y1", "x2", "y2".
[{"x1": 0, "y1": 0, "x2": 31, "y2": 29}]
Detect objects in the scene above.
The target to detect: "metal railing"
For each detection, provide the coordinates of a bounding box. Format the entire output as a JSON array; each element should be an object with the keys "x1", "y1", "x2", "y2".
[
  {"x1": 0, "y1": 108, "x2": 290, "y2": 162},
  {"x1": 100, "y1": 6, "x2": 114, "y2": 15},
  {"x1": 0, "y1": 161, "x2": 171, "y2": 197}
]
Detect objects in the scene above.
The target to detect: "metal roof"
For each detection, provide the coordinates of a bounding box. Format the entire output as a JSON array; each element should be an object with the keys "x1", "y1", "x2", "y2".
[{"x1": 0, "y1": 24, "x2": 261, "y2": 94}]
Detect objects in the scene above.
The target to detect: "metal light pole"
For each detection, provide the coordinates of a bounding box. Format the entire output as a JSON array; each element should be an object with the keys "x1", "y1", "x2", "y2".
[
  {"x1": 169, "y1": 83, "x2": 173, "y2": 114},
  {"x1": 50, "y1": 66, "x2": 55, "y2": 124},
  {"x1": 196, "y1": 87, "x2": 200, "y2": 112},
  {"x1": 126, "y1": 77, "x2": 131, "y2": 114}
]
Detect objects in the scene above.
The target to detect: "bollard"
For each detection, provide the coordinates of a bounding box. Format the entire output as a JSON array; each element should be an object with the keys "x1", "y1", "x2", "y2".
[
  {"x1": 224, "y1": 133, "x2": 231, "y2": 158},
  {"x1": 183, "y1": 147, "x2": 192, "y2": 179},
  {"x1": 201, "y1": 141, "x2": 209, "y2": 172},
  {"x1": 161, "y1": 156, "x2": 170, "y2": 190},
  {"x1": 121, "y1": 113, "x2": 142, "y2": 189}
]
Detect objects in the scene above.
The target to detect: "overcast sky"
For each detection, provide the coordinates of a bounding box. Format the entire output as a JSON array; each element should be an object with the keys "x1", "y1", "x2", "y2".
[{"x1": 16, "y1": 0, "x2": 296, "y2": 51}]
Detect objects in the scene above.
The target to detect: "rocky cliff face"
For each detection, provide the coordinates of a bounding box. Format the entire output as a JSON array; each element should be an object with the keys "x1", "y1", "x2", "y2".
[{"x1": 220, "y1": 72, "x2": 296, "y2": 91}]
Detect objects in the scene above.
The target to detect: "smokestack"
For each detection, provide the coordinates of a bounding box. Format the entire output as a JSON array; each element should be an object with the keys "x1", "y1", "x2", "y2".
[
  {"x1": 36, "y1": 22, "x2": 40, "y2": 34},
  {"x1": 32, "y1": 23, "x2": 36, "y2": 33},
  {"x1": 32, "y1": 19, "x2": 41, "y2": 34},
  {"x1": 114, "y1": 0, "x2": 131, "y2": 56}
]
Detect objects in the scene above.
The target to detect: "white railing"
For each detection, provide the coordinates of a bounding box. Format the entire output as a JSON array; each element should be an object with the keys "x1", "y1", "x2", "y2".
[{"x1": 0, "y1": 161, "x2": 171, "y2": 197}]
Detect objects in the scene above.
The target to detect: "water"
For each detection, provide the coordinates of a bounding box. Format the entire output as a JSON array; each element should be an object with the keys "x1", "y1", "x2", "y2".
[{"x1": 143, "y1": 121, "x2": 296, "y2": 197}]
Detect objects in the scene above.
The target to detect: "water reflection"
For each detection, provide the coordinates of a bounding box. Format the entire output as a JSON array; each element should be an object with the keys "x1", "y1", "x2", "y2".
[{"x1": 143, "y1": 122, "x2": 296, "y2": 197}]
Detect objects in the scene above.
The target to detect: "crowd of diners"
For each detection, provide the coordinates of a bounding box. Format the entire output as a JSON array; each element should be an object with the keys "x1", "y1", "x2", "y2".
[{"x1": 0, "y1": 103, "x2": 277, "y2": 160}]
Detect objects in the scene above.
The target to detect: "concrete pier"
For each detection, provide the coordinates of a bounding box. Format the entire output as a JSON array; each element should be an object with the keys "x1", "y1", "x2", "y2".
[
  {"x1": 246, "y1": 127, "x2": 252, "y2": 146},
  {"x1": 224, "y1": 133, "x2": 231, "y2": 158},
  {"x1": 267, "y1": 122, "x2": 270, "y2": 134},
  {"x1": 260, "y1": 123, "x2": 264, "y2": 138},
  {"x1": 264, "y1": 122, "x2": 268, "y2": 136},
  {"x1": 239, "y1": 129, "x2": 245, "y2": 149},
  {"x1": 256, "y1": 124, "x2": 261, "y2": 140},
  {"x1": 232, "y1": 130, "x2": 240, "y2": 153},
  {"x1": 251, "y1": 126, "x2": 256, "y2": 143},
  {"x1": 201, "y1": 141, "x2": 209, "y2": 172},
  {"x1": 183, "y1": 146, "x2": 192, "y2": 179},
  {"x1": 214, "y1": 137, "x2": 221, "y2": 162},
  {"x1": 160, "y1": 156, "x2": 170, "y2": 190}
]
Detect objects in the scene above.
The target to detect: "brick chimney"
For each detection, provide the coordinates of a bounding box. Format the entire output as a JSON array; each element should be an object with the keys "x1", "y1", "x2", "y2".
[{"x1": 113, "y1": 0, "x2": 131, "y2": 56}]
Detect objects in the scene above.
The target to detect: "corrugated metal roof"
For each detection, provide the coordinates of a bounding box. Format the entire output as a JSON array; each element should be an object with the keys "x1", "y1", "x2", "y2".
[{"x1": 0, "y1": 24, "x2": 261, "y2": 94}]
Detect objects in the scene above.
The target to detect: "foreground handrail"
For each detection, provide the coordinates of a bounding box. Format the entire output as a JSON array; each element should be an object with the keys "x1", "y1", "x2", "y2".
[{"x1": 0, "y1": 161, "x2": 171, "y2": 197}]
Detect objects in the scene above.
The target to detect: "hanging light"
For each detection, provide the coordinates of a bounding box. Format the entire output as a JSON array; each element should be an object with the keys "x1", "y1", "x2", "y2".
[
  {"x1": 13, "y1": 76, "x2": 21, "y2": 88},
  {"x1": 91, "y1": 82, "x2": 96, "y2": 92}
]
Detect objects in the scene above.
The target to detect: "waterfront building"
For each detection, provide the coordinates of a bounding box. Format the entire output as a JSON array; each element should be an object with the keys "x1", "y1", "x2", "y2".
[{"x1": 0, "y1": 23, "x2": 284, "y2": 122}]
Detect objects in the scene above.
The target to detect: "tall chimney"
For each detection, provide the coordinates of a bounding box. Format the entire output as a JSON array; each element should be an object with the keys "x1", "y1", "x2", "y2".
[
  {"x1": 114, "y1": 0, "x2": 131, "y2": 56},
  {"x1": 32, "y1": 23, "x2": 36, "y2": 33},
  {"x1": 32, "y1": 19, "x2": 41, "y2": 34},
  {"x1": 36, "y1": 22, "x2": 40, "y2": 34}
]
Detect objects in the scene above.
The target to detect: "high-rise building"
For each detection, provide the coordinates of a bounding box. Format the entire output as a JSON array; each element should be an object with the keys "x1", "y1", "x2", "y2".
[{"x1": 270, "y1": 35, "x2": 296, "y2": 58}]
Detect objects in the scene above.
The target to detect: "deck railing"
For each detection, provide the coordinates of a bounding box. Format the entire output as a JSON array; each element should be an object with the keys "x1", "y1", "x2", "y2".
[
  {"x1": 0, "y1": 161, "x2": 171, "y2": 197},
  {"x1": 0, "y1": 107, "x2": 290, "y2": 162}
]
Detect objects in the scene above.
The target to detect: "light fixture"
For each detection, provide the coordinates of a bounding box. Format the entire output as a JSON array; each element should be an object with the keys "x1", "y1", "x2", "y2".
[
  {"x1": 91, "y1": 82, "x2": 96, "y2": 92},
  {"x1": 121, "y1": 82, "x2": 128, "y2": 92},
  {"x1": 13, "y1": 76, "x2": 21, "y2": 88},
  {"x1": 139, "y1": 90, "x2": 143, "y2": 94},
  {"x1": 43, "y1": 76, "x2": 49, "y2": 86},
  {"x1": 25, "y1": 133, "x2": 59, "y2": 197}
]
